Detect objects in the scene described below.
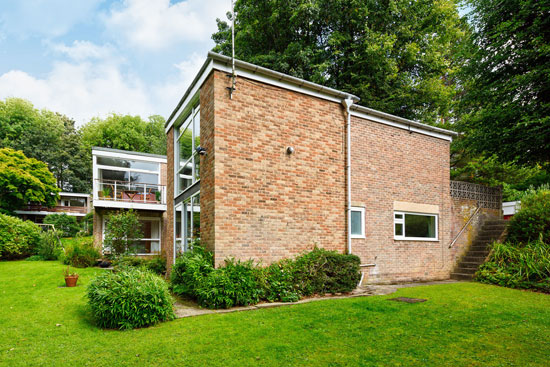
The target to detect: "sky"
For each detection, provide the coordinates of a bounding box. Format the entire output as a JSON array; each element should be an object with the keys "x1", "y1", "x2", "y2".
[{"x1": 0, "y1": 0, "x2": 231, "y2": 126}]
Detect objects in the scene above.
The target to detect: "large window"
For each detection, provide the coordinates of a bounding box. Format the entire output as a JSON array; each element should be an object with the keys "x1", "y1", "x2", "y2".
[
  {"x1": 175, "y1": 194, "x2": 200, "y2": 254},
  {"x1": 394, "y1": 212, "x2": 438, "y2": 241},
  {"x1": 175, "y1": 106, "x2": 200, "y2": 195},
  {"x1": 351, "y1": 207, "x2": 365, "y2": 238},
  {"x1": 102, "y1": 217, "x2": 161, "y2": 255}
]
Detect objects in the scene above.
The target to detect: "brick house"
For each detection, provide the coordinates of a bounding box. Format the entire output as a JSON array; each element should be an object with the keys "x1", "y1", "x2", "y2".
[{"x1": 162, "y1": 51, "x2": 498, "y2": 283}]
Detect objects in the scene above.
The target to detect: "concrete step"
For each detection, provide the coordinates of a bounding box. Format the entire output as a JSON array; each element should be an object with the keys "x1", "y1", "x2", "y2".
[
  {"x1": 463, "y1": 256, "x2": 487, "y2": 263},
  {"x1": 451, "y1": 272, "x2": 474, "y2": 280},
  {"x1": 460, "y1": 261, "x2": 484, "y2": 267},
  {"x1": 455, "y1": 267, "x2": 478, "y2": 274},
  {"x1": 484, "y1": 220, "x2": 507, "y2": 226},
  {"x1": 481, "y1": 224, "x2": 506, "y2": 231},
  {"x1": 479, "y1": 229, "x2": 505, "y2": 236},
  {"x1": 468, "y1": 250, "x2": 490, "y2": 256}
]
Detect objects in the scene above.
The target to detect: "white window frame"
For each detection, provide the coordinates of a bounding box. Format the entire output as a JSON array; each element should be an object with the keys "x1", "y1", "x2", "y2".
[
  {"x1": 350, "y1": 207, "x2": 365, "y2": 239},
  {"x1": 394, "y1": 211, "x2": 439, "y2": 241},
  {"x1": 174, "y1": 105, "x2": 200, "y2": 195},
  {"x1": 102, "y1": 216, "x2": 161, "y2": 255}
]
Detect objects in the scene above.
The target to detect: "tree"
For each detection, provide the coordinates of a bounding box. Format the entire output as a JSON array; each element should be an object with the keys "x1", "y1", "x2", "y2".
[
  {"x1": 212, "y1": 0, "x2": 468, "y2": 124},
  {"x1": 0, "y1": 98, "x2": 89, "y2": 192},
  {"x1": 43, "y1": 214, "x2": 80, "y2": 237},
  {"x1": 459, "y1": 0, "x2": 550, "y2": 165},
  {"x1": 0, "y1": 148, "x2": 60, "y2": 213},
  {"x1": 103, "y1": 210, "x2": 143, "y2": 255}
]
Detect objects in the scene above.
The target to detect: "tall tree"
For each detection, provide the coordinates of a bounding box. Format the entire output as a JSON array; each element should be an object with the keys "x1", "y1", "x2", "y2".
[
  {"x1": 212, "y1": 0, "x2": 468, "y2": 124},
  {"x1": 0, "y1": 98, "x2": 88, "y2": 192},
  {"x1": 0, "y1": 148, "x2": 60, "y2": 213},
  {"x1": 459, "y1": 0, "x2": 550, "y2": 165}
]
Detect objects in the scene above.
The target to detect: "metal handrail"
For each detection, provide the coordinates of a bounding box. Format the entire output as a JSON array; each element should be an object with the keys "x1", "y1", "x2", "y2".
[
  {"x1": 449, "y1": 203, "x2": 481, "y2": 248},
  {"x1": 94, "y1": 178, "x2": 166, "y2": 187}
]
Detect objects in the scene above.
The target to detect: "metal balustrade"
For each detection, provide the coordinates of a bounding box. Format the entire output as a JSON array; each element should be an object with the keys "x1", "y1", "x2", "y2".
[{"x1": 95, "y1": 179, "x2": 166, "y2": 205}]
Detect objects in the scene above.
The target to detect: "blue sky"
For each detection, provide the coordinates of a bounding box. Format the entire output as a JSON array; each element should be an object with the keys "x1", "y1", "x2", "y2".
[{"x1": 0, "y1": 0, "x2": 230, "y2": 126}]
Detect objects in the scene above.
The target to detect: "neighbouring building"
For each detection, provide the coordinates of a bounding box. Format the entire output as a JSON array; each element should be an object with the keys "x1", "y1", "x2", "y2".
[
  {"x1": 15, "y1": 192, "x2": 91, "y2": 223},
  {"x1": 160, "y1": 52, "x2": 502, "y2": 283},
  {"x1": 91, "y1": 147, "x2": 168, "y2": 255}
]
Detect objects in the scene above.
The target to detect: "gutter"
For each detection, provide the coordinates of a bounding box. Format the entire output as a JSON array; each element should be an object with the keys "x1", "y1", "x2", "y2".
[{"x1": 342, "y1": 98, "x2": 354, "y2": 255}]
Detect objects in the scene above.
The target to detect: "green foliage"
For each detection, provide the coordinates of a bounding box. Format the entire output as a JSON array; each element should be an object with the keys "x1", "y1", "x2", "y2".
[
  {"x1": 213, "y1": 0, "x2": 467, "y2": 124},
  {"x1": 171, "y1": 245, "x2": 361, "y2": 309},
  {"x1": 112, "y1": 254, "x2": 167, "y2": 276},
  {"x1": 103, "y1": 210, "x2": 143, "y2": 255},
  {"x1": 37, "y1": 230, "x2": 62, "y2": 260},
  {"x1": 476, "y1": 240, "x2": 550, "y2": 293},
  {"x1": 255, "y1": 259, "x2": 300, "y2": 302},
  {"x1": 87, "y1": 267, "x2": 174, "y2": 329},
  {"x1": 0, "y1": 98, "x2": 89, "y2": 192},
  {"x1": 171, "y1": 244, "x2": 214, "y2": 298},
  {"x1": 196, "y1": 259, "x2": 261, "y2": 309},
  {"x1": 0, "y1": 213, "x2": 41, "y2": 259},
  {"x1": 459, "y1": 0, "x2": 550, "y2": 165},
  {"x1": 292, "y1": 247, "x2": 362, "y2": 296},
  {"x1": 61, "y1": 237, "x2": 99, "y2": 268},
  {"x1": 0, "y1": 148, "x2": 60, "y2": 213},
  {"x1": 43, "y1": 213, "x2": 80, "y2": 237},
  {"x1": 507, "y1": 186, "x2": 550, "y2": 244},
  {"x1": 81, "y1": 211, "x2": 94, "y2": 236}
]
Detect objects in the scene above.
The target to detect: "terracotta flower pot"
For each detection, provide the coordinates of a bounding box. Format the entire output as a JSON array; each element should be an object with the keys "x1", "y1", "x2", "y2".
[{"x1": 65, "y1": 275, "x2": 79, "y2": 287}]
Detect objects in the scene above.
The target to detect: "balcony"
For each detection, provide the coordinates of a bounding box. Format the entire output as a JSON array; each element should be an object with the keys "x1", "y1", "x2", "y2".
[
  {"x1": 16, "y1": 205, "x2": 89, "y2": 216},
  {"x1": 94, "y1": 179, "x2": 166, "y2": 211}
]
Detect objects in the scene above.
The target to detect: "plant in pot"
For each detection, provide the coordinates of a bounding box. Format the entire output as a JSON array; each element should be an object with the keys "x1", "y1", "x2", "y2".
[
  {"x1": 63, "y1": 266, "x2": 79, "y2": 287},
  {"x1": 155, "y1": 190, "x2": 161, "y2": 202},
  {"x1": 103, "y1": 186, "x2": 113, "y2": 199}
]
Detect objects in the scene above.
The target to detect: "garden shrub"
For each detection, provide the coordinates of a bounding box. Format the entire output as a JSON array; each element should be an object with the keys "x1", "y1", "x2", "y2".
[
  {"x1": 0, "y1": 213, "x2": 41, "y2": 259},
  {"x1": 61, "y1": 237, "x2": 100, "y2": 267},
  {"x1": 43, "y1": 213, "x2": 80, "y2": 237},
  {"x1": 255, "y1": 259, "x2": 300, "y2": 302},
  {"x1": 113, "y1": 254, "x2": 167, "y2": 276},
  {"x1": 507, "y1": 185, "x2": 550, "y2": 245},
  {"x1": 195, "y1": 259, "x2": 261, "y2": 309},
  {"x1": 171, "y1": 245, "x2": 362, "y2": 309},
  {"x1": 292, "y1": 247, "x2": 362, "y2": 296},
  {"x1": 37, "y1": 230, "x2": 62, "y2": 260},
  {"x1": 171, "y1": 244, "x2": 213, "y2": 298},
  {"x1": 476, "y1": 240, "x2": 550, "y2": 293},
  {"x1": 87, "y1": 267, "x2": 174, "y2": 329},
  {"x1": 103, "y1": 210, "x2": 143, "y2": 255}
]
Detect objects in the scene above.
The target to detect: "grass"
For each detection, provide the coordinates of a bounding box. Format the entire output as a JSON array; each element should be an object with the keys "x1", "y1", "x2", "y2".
[{"x1": 1, "y1": 261, "x2": 550, "y2": 366}]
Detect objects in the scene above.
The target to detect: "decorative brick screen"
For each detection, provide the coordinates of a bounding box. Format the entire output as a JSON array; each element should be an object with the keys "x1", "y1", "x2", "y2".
[{"x1": 450, "y1": 181, "x2": 502, "y2": 210}]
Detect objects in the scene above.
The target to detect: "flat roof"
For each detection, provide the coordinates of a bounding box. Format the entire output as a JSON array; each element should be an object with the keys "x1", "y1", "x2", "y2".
[
  {"x1": 59, "y1": 192, "x2": 91, "y2": 198},
  {"x1": 165, "y1": 51, "x2": 457, "y2": 139},
  {"x1": 92, "y1": 147, "x2": 167, "y2": 160}
]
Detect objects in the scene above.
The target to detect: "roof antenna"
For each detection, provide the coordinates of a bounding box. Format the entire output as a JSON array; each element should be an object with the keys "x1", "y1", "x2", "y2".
[{"x1": 228, "y1": 0, "x2": 237, "y2": 99}]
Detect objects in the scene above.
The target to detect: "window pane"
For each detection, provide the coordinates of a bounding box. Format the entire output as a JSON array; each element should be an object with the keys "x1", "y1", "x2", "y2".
[
  {"x1": 351, "y1": 210, "x2": 362, "y2": 235},
  {"x1": 395, "y1": 213, "x2": 403, "y2": 219},
  {"x1": 99, "y1": 169, "x2": 128, "y2": 182},
  {"x1": 404, "y1": 214, "x2": 436, "y2": 238},
  {"x1": 97, "y1": 157, "x2": 158, "y2": 171},
  {"x1": 395, "y1": 223, "x2": 403, "y2": 236},
  {"x1": 67, "y1": 198, "x2": 86, "y2": 207},
  {"x1": 179, "y1": 130, "x2": 193, "y2": 161},
  {"x1": 129, "y1": 172, "x2": 158, "y2": 185}
]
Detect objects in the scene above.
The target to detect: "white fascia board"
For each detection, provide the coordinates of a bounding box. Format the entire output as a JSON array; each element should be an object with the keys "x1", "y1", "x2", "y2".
[
  {"x1": 93, "y1": 200, "x2": 166, "y2": 212},
  {"x1": 211, "y1": 60, "x2": 343, "y2": 104},
  {"x1": 59, "y1": 192, "x2": 91, "y2": 198},
  {"x1": 165, "y1": 59, "x2": 213, "y2": 133},
  {"x1": 14, "y1": 210, "x2": 86, "y2": 217},
  {"x1": 92, "y1": 149, "x2": 167, "y2": 163},
  {"x1": 350, "y1": 109, "x2": 454, "y2": 142}
]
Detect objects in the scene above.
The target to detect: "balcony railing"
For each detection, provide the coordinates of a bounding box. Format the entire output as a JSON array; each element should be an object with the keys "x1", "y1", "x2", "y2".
[
  {"x1": 20, "y1": 204, "x2": 88, "y2": 214},
  {"x1": 95, "y1": 179, "x2": 166, "y2": 205}
]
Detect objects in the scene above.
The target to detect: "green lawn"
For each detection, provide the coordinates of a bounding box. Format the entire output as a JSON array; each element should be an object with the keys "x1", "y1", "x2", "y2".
[{"x1": 1, "y1": 261, "x2": 549, "y2": 366}]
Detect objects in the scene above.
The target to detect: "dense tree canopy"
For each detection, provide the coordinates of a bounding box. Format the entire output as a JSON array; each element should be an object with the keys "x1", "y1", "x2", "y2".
[
  {"x1": 0, "y1": 98, "x2": 88, "y2": 192},
  {"x1": 0, "y1": 148, "x2": 60, "y2": 213},
  {"x1": 458, "y1": 0, "x2": 550, "y2": 165},
  {"x1": 213, "y1": 0, "x2": 468, "y2": 124}
]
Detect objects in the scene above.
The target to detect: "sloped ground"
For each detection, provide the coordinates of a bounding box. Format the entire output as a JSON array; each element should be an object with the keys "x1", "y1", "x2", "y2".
[{"x1": 1, "y1": 261, "x2": 550, "y2": 366}]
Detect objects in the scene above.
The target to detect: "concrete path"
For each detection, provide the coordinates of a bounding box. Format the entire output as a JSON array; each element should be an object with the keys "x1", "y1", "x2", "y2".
[{"x1": 173, "y1": 279, "x2": 460, "y2": 318}]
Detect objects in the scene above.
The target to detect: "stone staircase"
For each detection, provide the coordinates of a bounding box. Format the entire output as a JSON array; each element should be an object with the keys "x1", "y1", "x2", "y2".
[{"x1": 451, "y1": 219, "x2": 507, "y2": 280}]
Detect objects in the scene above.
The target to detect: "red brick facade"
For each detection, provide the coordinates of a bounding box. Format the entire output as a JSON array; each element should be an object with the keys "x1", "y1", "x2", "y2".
[{"x1": 165, "y1": 59, "x2": 466, "y2": 283}]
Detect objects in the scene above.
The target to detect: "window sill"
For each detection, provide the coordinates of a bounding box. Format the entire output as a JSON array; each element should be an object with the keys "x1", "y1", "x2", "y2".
[
  {"x1": 394, "y1": 237, "x2": 439, "y2": 242},
  {"x1": 351, "y1": 235, "x2": 366, "y2": 239}
]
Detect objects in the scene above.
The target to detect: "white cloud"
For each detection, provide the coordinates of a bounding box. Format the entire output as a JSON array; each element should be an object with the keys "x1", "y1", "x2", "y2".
[
  {"x1": 51, "y1": 41, "x2": 117, "y2": 61},
  {"x1": 104, "y1": 0, "x2": 229, "y2": 50},
  {"x1": 0, "y1": 60, "x2": 153, "y2": 126}
]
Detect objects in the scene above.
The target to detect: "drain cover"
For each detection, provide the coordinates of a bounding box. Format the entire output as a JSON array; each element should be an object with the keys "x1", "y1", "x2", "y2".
[{"x1": 388, "y1": 297, "x2": 427, "y2": 303}]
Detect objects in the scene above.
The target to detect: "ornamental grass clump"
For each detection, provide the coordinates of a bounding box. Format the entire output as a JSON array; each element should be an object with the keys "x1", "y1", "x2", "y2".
[{"x1": 87, "y1": 267, "x2": 174, "y2": 330}]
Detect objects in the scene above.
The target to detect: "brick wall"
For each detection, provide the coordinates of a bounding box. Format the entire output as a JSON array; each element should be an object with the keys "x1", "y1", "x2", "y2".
[
  {"x1": 207, "y1": 70, "x2": 347, "y2": 266},
  {"x1": 350, "y1": 115, "x2": 453, "y2": 283}
]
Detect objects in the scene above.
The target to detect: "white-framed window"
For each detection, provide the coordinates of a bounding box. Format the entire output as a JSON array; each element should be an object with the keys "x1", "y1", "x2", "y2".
[
  {"x1": 351, "y1": 207, "x2": 365, "y2": 238},
  {"x1": 102, "y1": 216, "x2": 161, "y2": 255},
  {"x1": 175, "y1": 105, "x2": 200, "y2": 195},
  {"x1": 394, "y1": 211, "x2": 438, "y2": 241}
]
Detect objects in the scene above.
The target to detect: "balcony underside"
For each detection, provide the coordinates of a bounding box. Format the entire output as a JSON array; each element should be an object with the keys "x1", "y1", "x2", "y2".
[{"x1": 93, "y1": 199, "x2": 167, "y2": 211}]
